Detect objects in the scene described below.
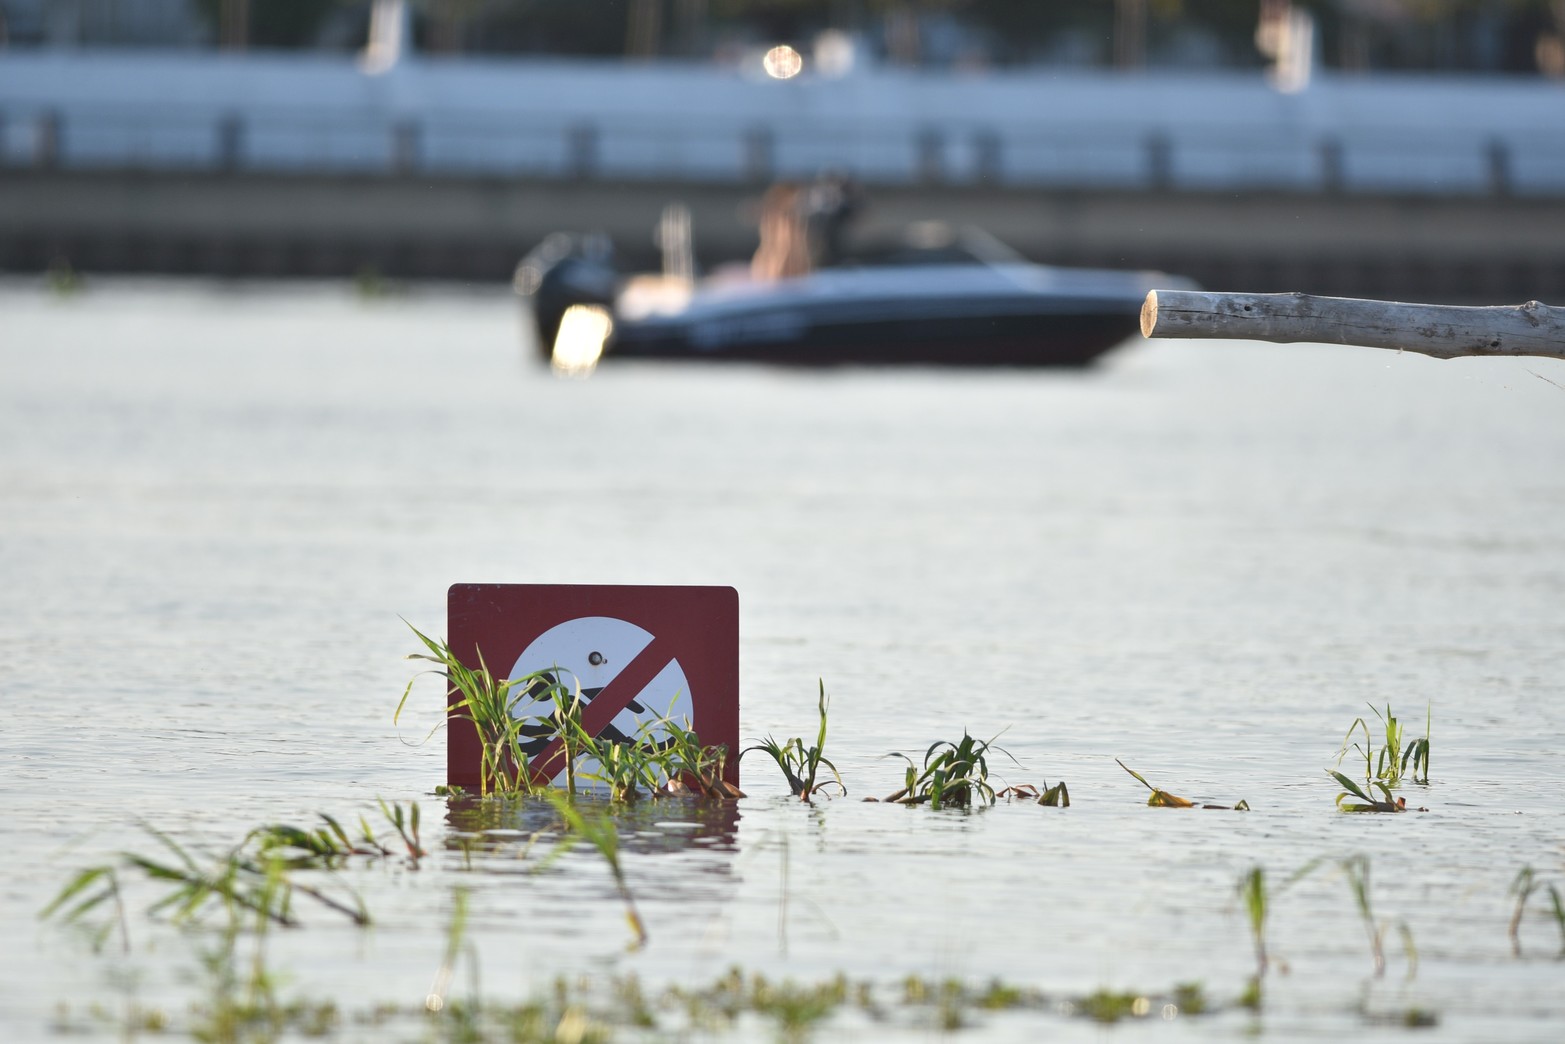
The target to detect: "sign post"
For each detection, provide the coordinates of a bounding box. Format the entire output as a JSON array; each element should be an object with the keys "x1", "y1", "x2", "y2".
[{"x1": 446, "y1": 584, "x2": 739, "y2": 791}]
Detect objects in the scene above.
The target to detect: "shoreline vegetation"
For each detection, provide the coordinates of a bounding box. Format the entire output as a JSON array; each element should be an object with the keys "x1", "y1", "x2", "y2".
[{"x1": 47, "y1": 633, "x2": 1565, "y2": 1041}]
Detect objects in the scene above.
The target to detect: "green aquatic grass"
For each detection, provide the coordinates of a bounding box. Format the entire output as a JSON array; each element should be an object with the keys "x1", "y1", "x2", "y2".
[
  {"x1": 657, "y1": 715, "x2": 744, "y2": 799},
  {"x1": 1508, "y1": 866, "x2": 1565, "y2": 957},
  {"x1": 39, "y1": 864, "x2": 129, "y2": 954},
  {"x1": 43, "y1": 817, "x2": 382, "y2": 1044},
  {"x1": 403, "y1": 622, "x2": 740, "y2": 803},
  {"x1": 1232, "y1": 859, "x2": 1329, "y2": 994},
  {"x1": 1341, "y1": 854, "x2": 1385, "y2": 977},
  {"x1": 1406, "y1": 705, "x2": 1432, "y2": 784},
  {"x1": 1338, "y1": 854, "x2": 1417, "y2": 979},
  {"x1": 572, "y1": 711, "x2": 743, "y2": 802},
  {"x1": 1076, "y1": 988, "x2": 1148, "y2": 1023},
  {"x1": 249, "y1": 801, "x2": 425, "y2": 868},
  {"x1": 399, "y1": 621, "x2": 566, "y2": 797},
  {"x1": 580, "y1": 731, "x2": 666, "y2": 802},
  {"x1": 886, "y1": 730, "x2": 1012, "y2": 809},
  {"x1": 40, "y1": 803, "x2": 431, "y2": 945},
  {"x1": 1238, "y1": 866, "x2": 1270, "y2": 977},
  {"x1": 1337, "y1": 703, "x2": 1431, "y2": 789},
  {"x1": 550, "y1": 689, "x2": 654, "y2": 803},
  {"x1": 1269, "y1": 855, "x2": 1415, "y2": 981},
  {"x1": 743, "y1": 680, "x2": 845, "y2": 800}
]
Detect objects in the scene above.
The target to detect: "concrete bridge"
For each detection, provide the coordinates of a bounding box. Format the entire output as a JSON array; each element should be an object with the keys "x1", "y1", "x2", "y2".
[{"x1": 4, "y1": 51, "x2": 1565, "y2": 302}]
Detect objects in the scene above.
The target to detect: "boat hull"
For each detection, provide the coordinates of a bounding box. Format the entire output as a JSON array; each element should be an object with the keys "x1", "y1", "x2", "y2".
[
  {"x1": 526, "y1": 250, "x2": 1197, "y2": 370},
  {"x1": 610, "y1": 308, "x2": 1139, "y2": 367}
]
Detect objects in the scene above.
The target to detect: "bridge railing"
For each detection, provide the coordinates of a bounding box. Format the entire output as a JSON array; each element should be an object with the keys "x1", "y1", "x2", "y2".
[{"x1": 4, "y1": 103, "x2": 1564, "y2": 198}]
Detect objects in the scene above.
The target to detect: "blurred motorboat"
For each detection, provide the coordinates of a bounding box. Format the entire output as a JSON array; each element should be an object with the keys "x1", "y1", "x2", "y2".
[{"x1": 515, "y1": 199, "x2": 1197, "y2": 375}]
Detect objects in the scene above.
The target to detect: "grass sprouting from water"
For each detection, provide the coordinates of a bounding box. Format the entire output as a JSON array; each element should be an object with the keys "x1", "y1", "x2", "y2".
[
  {"x1": 742, "y1": 680, "x2": 845, "y2": 800},
  {"x1": 658, "y1": 715, "x2": 745, "y2": 799},
  {"x1": 403, "y1": 622, "x2": 741, "y2": 803},
  {"x1": 1337, "y1": 703, "x2": 1431, "y2": 789},
  {"x1": 399, "y1": 621, "x2": 565, "y2": 797},
  {"x1": 249, "y1": 801, "x2": 426, "y2": 868},
  {"x1": 39, "y1": 863, "x2": 130, "y2": 955},
  {"x1": 1238, "y1": 866, "x2": 1270, "y2": 977},
  {"x1": 884, "y1": 731, "x2": 1012, "y2": 809},
  {"x1": 1508, "y1": 866, "x2": 1565, "y2": 957},
  {"x1": 41, "y1": 802, "x2": 433, "y2": 945},
  {"x1": 1338, "y1": 854, "x2": 1416, "y2": 979},
  {"x1": 574, "y1": 712, "x2": 743, "y2": 802}
]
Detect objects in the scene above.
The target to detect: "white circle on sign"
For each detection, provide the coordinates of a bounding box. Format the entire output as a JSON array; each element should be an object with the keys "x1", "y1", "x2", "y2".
[{"x1": 506, "y1": 616, "x2": 692, "y2": 787}]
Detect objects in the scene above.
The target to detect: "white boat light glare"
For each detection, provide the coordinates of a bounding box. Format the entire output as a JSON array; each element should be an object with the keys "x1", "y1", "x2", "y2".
[
  {"x1": 763, "y1": 45, "x2": 803, "y2": 80},
  {"x1": 551, "y1": 304, "x2": 613, "y2": 377}
]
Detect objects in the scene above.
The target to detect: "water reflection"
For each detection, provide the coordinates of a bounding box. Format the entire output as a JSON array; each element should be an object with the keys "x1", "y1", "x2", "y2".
[{"x1": 443, "y1": 793, "x2": 742, "y2": 860}]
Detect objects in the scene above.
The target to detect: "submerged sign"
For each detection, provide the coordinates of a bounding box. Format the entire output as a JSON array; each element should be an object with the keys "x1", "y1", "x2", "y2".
[{"x1": 445, "y1": 584, "x2": 739, "y2": 791}]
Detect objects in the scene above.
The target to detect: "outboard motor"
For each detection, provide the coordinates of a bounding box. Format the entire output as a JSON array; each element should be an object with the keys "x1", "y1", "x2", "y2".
[{"x1": 514, "y1": 233, "x2": 619, "y2": 364}]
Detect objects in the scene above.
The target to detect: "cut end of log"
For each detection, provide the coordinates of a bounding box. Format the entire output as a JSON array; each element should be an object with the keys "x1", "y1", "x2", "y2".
[{"x1": 1139, "y1": 291, "x2": 1159, "y2": 339}]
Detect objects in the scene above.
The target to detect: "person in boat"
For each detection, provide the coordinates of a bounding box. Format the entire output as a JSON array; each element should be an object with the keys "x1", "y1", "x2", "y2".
[
  {"x1": 749, "y1": 181, "x2": 813, "y2": 281},
  {"x1": 748, "y1": 173, "x2": 863, "y2": 281}
]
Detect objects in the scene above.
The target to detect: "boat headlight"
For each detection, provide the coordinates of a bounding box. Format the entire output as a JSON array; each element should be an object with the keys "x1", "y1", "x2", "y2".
[{"x1": 551, "y1": 304, "x2": 614, "y2": 378}]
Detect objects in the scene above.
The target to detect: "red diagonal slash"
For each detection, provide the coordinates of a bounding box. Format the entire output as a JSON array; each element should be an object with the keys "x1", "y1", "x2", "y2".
[{"x1": 523, "y1": 635, "x2": 671, "y2": 786}]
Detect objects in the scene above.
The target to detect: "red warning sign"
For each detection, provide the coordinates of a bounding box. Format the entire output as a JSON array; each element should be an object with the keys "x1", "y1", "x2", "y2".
[{"x1": 446, "y1": 584, "x2": 739, "y2": 791}]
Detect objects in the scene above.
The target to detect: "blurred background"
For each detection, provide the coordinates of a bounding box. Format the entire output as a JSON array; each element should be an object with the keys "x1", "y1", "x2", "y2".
[{"x1": 3, "y1": 0, "x2": 1565, "y2": 302}]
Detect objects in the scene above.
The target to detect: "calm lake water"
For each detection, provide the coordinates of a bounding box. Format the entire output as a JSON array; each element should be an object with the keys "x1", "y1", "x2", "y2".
[{"x1": 3, "y1": 278, "x2": 1565, "y2": 1041}]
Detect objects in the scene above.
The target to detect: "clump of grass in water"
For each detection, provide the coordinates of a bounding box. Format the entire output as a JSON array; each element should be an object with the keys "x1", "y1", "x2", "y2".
[
  {"x1": 1337, "y1": 702, "x2": 1431, "y2": 789},
  {"x1": 399, "y1": 620, "x2": 567, "y2": 797},
  {"x1": 42, "y1": 799, "x2": 427, "y2": 954},
  {"x1": 43, "y1": 819, "x2": 381, "y2": 1042},
  {"x1": 653, "y1": 715, "x2": 743, "y2": 798},
  {"x1": 403, "y1": 622, "x2": 741, "y2": 802},
  {"x1": 1116, "y1": 759, "x2": 1249, "y2": 810},
  {"x1": 1076, "y1": 989, "x2": 1152, "y2": 1023},
  {"x1": 42, "y1": 820, "x2": 374, "y2": 948},
  {"x1": 883, "y1": 730, "x2": 1013, "y2": 809},
  {"x1": 669, "y1": 968, "x2": 856, "y2": 1042},
  {"x1": 1056, "y1": 983, "x2": 1208, "y2": 1024},
  {"x1": 742, "y1": 680, "x2": 846, "y2": 800},
  {"x1": 572, "y1": 711, "x2": 743, "y2": 802},
  {"x1": 1508, "y1": 866, "x2": 1565, "y2": 957},
  {"x1": 249, "y1": 799, "x2": 426, "y2": 868}
]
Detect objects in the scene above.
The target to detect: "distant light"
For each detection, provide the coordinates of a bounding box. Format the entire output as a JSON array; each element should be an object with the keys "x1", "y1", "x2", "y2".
[
  {"x1": 815, "y1": 30, "x2": 856, "y2": 78},
  {"x1": 551, "y1": 304, "x2": 613, "y2": 377},
  {"x1": 763, "y1": 45, "x2": 803, "y2": 80}
]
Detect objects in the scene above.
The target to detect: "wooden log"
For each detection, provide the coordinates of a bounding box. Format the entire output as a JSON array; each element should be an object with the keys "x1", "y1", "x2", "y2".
[{"x1": 1140, "y1": 289, "x2": 1565, "y2": 360}]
